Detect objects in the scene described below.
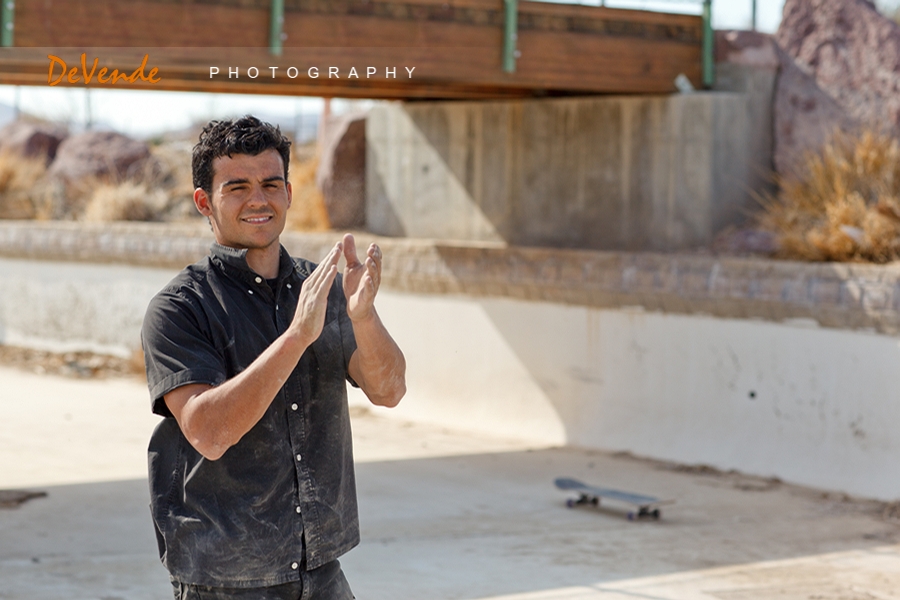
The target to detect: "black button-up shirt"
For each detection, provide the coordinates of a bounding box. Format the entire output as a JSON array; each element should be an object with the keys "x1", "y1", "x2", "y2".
[{"x1": 141, "y1": 243, "x2": 359, "y2": 588}]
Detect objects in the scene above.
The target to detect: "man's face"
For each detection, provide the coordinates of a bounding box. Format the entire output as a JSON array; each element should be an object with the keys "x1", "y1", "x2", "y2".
[{"x1": 194, "y1": 149, "x2": 292, "y2": 252}]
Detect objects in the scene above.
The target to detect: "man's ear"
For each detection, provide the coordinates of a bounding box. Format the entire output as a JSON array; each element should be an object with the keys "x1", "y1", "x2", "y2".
[
  {"x1": 286, "y1": 181, "x2": 293, "y2": 210},
  {"x1": 193, "y1": 188, "x2": 213, "y2": 217}
]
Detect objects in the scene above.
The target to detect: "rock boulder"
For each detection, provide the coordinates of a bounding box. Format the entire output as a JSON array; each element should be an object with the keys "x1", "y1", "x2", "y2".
[
  {"x1": 48, "y1": 130, "x2": 152, "y2": 183},
  {"x1": 0, "y1": 120, "x2": 67, "y2": 163},
  {"x1": 774, "y1": 0, "x2": 900, "y2": 175},
  {"x1": 316, "y1": 112, "x2": 366, "y2": 230}
]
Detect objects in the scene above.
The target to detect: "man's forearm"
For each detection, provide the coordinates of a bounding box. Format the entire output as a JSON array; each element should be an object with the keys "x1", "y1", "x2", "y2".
[
  {"x1": 170, "y1": 330, "x2": 312, "y2": 460},
  {"x1": 349, "y1": 310, "x2": 406, "y2": 408}
]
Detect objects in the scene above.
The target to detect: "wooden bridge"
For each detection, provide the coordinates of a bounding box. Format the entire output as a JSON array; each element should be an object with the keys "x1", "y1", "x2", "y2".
[{"x1": 0, "y1": 0, "x2": 709, "y2": 99}]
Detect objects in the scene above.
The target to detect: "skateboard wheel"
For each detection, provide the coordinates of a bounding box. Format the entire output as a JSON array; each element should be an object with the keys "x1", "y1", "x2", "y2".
[
  {"x1": 591, "y1": 497, "x2": 599, "y2": 506},
  {"x1": 566, "y1": 499, "x2": 575, "y2": 508},
  {"x1": 627, "y1": 512, "x2": 635, "y2": 521},
  {"x1": 652, "y1": 509, "x2": 661, "y2": 520}
]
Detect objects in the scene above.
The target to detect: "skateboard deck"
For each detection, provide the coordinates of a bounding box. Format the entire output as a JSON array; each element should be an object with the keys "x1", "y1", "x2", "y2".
[{"x1": 554, "y1": 477, "x2": 673, "y2": 520}]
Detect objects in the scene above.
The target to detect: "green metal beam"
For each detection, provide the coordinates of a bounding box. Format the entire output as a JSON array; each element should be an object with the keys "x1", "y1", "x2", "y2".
[
  {"x1": 503, "y1": 0, "x2": 518, "y2": 74},
  {"x1": 702, "y1": 0, "x2": 714, "y2": 88},
  {"x1": 270, "y1": 0, "x2": 284, "y2": 56},
  {"x1": 2, "y1": 0, "x2": 14, "y2": 47}
]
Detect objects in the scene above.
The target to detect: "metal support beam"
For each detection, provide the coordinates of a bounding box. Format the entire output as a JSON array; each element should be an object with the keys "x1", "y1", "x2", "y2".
[
  {"x1": 503, "y1": 0, "x2": 518, "y2": 74},
  {"x1": 2, "y1": 0, "x2": 14, "y2": 47},
  {"x1": 751, "y1": 0, "x2": 757, "y2": 31},
  {"x1": 702, "y1": 0, "x2": 714, "y2": 88},
  {"x1": 270, "y1": 0, "x2": 284, "y2": 56}
]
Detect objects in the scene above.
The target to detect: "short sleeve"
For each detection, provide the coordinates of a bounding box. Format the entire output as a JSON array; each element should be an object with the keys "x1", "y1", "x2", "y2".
[{"x1": 141, "y1": 288, "x2": 227, "y2": 418}]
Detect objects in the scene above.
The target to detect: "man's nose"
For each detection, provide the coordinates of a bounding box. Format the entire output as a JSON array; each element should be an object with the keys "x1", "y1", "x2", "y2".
[{"x1": 246, "y1": 184, "x2": 268, "y2": 207}]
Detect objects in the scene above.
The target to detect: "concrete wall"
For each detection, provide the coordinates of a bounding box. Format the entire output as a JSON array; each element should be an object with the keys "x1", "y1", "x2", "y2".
[
  {"x1": 3, "y1": 254, "x2": 899, "y2": 500},
  {"x1": 373, "y1": 292, "x2": 900, "y2": 501},
  {"x1": 3, "y1": 223, "x2": 900, "y2": 500},
  {"x1": 0, "y1": 257, "x2": 174, "y2": 357},
  {"x1": 367, "y1": 88, "x2": 774, "y2": 251}
]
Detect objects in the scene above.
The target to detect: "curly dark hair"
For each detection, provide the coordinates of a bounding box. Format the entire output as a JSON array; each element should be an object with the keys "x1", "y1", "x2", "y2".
[{"x1": 192, "y1": 116, "x2": 292, "y2": 195}]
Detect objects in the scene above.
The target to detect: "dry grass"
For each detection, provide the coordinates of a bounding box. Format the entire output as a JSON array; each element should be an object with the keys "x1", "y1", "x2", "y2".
[
  {"x1": 69, "y1": 139, "x2": 331, "y2": 228},
  {"x1": 144, "y1": 141, "x2": 196, "y2": 221},
  {"x1": 0, "y1": 151, "x2": 50, "y2": 219},
  {"x1": 82, "y1": 181, "x2": 169, "y2": 222},
  {"x1": 0, "y1": 134, "x2": 331, "y2": 229},
  {"x1": 286, "y1": 143, "x2": 331, "y2": 232},
  {"x1": 79, "y1": 141, "x2": 196, "y2": 223},
  {"x1": 758, "y1": 129, "x2": 900, "y2": 263}
]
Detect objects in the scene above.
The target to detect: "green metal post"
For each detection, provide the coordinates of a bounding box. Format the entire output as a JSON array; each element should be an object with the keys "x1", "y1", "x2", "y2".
[
  {"x1": 503, "y1": 0, "x2": 518, "y2": 74},
  {"x1": 751, "y1": 0, "x2": 757, "y2": 30},
  {"x1": 702, "y1": 0, "x2": 714, "y2": 88},
  {"x1": 270, "y1": 0, "x2": 284, "y2": 56},
  {"x1": 2, "y1": 0, "x2": 14, "y2": 47}
]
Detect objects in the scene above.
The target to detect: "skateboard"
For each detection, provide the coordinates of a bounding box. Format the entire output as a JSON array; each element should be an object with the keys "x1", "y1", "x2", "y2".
[{"x1": 554, "y1": 477, "x2": 673, "y2": 521}]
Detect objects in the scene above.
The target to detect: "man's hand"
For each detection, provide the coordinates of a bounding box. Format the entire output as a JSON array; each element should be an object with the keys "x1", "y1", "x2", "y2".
[
  {"x1": 289, "y1": 242, "x2": 342, "y2": 346},
  {"x1": 341, "y1": 233, "x2": 381, "y2": 322},
  {"x1": 340, "y1": 233, "x2": 406, "y2": 408}
]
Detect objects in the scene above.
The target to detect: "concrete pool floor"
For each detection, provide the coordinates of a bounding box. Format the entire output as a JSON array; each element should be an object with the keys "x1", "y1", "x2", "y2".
[{"x1": 1, "y1": 366, "x2": 899, "y2": 599}]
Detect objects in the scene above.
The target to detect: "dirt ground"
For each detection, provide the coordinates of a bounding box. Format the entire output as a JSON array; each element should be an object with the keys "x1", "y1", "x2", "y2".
[{"x1": 2, "y1": 351, "x2": 900, "y2": 599}]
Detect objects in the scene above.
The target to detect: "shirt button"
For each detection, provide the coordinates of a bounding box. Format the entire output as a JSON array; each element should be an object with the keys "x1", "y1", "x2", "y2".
[
  {"x1": 291, "y1": 403, "x2": 298, "y2": 411},
  {"x1": 291, "y1": 562, "x2": 299, "y2": 570},
  {"x1": 295, "y1": 506, "x2": 301, "y2": 514},
  {"x1": 286, "y1": 283, "x2": 292, "y2": 289},
  {"x1": 255, "y1": 276, "x2": 262, "y2": 284},
  {"x1": 248, "y1": 290, "x2": 253, "y2": 295},
  {"x1": 296, "y1": 454, "x2": 302, "y2": 462}
]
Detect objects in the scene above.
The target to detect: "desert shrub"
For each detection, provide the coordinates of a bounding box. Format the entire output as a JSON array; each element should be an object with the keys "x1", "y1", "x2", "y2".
[
  {"x1": 77, "y1": 141, "x2": 198, "y2": 222},
  {"x1": 0, "y1": 151, "x2": 49, "y2": 219},
  {"x1": 0, "y1": 132, "x2": 332, "y2": 227},
  {"x1": 144, "y1": 141, "x2": 197, "y2": 220},
  {"x1": 285, "y1": 143, "x2": 331, "y2": 232},
  {"x1": 758, "y1": 129, "x2": 900, "y2": 263},
  {"x1": 82, "y1": 181, "x2": 168, "y2": 222}
]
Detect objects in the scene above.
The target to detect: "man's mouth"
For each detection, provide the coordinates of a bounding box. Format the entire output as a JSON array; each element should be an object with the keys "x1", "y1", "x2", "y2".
[{"x1": 242, "y1": 215, "x2": 274, "y2": 224}]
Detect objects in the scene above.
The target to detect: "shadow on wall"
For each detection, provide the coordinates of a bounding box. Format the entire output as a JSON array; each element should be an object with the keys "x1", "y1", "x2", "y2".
[
  {"x1": 466, "y1": 295, "x2": 900, "y2": 500},
  {"x1": 364, "y1": 242, "x2": 900, "y2": 499},
  {"x1": 366, "y1": 95, "x2": 773, "y2": 252}
]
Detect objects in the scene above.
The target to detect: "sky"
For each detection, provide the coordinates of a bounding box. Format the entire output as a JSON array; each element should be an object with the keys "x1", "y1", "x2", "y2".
[{"x1": 0, "y1": 0, "x2": 896, "y2": 138}]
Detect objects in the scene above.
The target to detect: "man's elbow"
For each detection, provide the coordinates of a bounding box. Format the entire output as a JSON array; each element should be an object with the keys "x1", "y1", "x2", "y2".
[
  {"x1": 181, "y1": 421, "x2": 231, "y2": 461},
  {"x1": 196, "y1": 443, "x2": 228, "y2": 461},
  {"x1": 370, "y1": 380, "x2": 406, "y2": 408}
]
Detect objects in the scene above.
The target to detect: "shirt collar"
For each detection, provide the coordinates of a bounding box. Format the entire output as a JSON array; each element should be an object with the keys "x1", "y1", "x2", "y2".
[{"x1": 209, "y1": 243, "x2": 297, "y2": 284}]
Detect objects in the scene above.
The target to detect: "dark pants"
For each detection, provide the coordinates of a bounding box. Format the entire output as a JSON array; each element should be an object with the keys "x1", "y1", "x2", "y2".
[{"x1": 171, "y1": 560, "x2": 354, "y2": 600}]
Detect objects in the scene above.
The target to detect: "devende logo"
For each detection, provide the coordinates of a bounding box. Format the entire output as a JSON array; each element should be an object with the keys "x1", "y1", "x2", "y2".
[{"x1": 47, "y1": 54, "x2": 161, "y2": 86}]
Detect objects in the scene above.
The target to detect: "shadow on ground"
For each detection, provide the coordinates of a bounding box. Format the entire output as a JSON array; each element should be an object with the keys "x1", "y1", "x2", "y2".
[
  {"x1": 348, "y1": 446, "x2": 895, "y2": 600},
  {"x1": 1, "y1": 447, "x2": 897, "y2": 600}
]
